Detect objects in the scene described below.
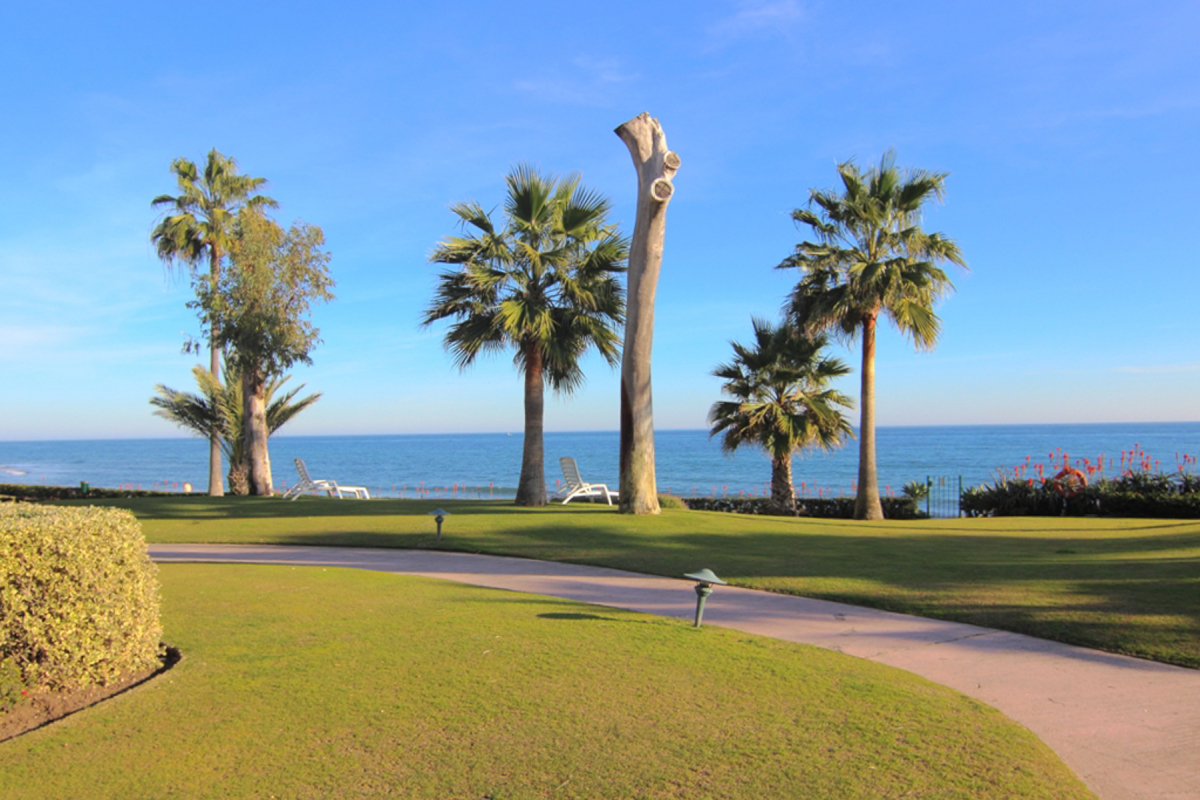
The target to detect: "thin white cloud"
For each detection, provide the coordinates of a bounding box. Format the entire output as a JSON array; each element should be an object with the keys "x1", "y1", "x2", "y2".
[
  {"x1": 707, "y1": 0, "x2": 805, "y2": 43},
  {"x1": 0, "y1": 324, "x2": 87, "y2": 350},
  {"x1": 513, "y1": 56, "x2": 637, "y2": 107},
  {"x1": 0, "y1": 323, "x2": 179, "y2": 366},
  {"x1": 1116, "y1": 363, "x2": 1200, "y2": 375}
]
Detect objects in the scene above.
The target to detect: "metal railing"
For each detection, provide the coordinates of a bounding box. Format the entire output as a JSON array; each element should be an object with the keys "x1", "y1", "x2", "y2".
[{"x1": 923, "y1": 475, "x2": 962, "y2": 518}]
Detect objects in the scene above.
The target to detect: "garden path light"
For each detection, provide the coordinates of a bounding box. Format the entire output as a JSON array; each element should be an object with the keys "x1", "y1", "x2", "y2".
[
  {"x1": 683, "y1": 569, "x2": 726, "y2": 628},
  {"x1": 429, "y1": 508, "x2": 449, "y2": 541}
]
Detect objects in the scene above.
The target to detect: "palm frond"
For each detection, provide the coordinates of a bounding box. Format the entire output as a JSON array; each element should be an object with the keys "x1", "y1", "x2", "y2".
[
  {"x1": 708, "y1": 319, "x2": 854, "y2": 467},
  {"x1": 424, "y1": 163, "x2": 625, "y2": 396},
  {"x1": 150, "y1": 364, "x2": 319, "y2": 464}
]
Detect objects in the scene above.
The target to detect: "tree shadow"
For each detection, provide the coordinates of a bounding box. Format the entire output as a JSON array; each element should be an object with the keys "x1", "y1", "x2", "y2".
[{"x1": 135, "y1": 495, "x2": 1200, "y2": 668}]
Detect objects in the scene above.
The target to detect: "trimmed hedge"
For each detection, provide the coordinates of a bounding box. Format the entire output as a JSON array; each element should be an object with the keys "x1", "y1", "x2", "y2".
[
  {"x1": 682, "y1": 496, "x2": 921, "y2": 519},
  {"x1": 960, "y1": 475, "x2": 1200, "y2": 518},
  {"x1": 0, "y1": 504, "x2": 163, "y2": 698},
  {"x1": 0, "y1": 484, "x2": 171, "y2": 502}
]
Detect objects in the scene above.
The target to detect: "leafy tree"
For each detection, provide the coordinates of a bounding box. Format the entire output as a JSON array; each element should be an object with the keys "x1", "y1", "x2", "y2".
[
  {"x1": 151, "y1": 149, "x2": 277, "y2": 495},
  {"x1": 709, "y1": 319, "x2": 854, "y2": 512},
  {"x1": 779, "y1": 151, "x2": 966, "y2": 519},
  {"x1": 423, "y1": 165, "x2": 627, "y2": 506},
  {"x1": 190, "y1": 210, "x2": 334, "y2": 495},
  {"x1": 151, "y1": 365, "x2": 321, "y2": 494}
]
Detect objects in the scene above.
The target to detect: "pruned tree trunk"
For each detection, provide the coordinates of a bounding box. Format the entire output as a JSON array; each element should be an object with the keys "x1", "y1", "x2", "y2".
[
  {"x1": 515, "y1": 343, "x2": 547, "y2": 506},
  {"x1": 854, "y1": 316, "x2": 885, "y2": 519},
  {"x1": 615, "y1": 112, "x2": 679, "y2": 515},
  {"x1": 242, "y1": 368, "x2": 274, "y2": 496}
]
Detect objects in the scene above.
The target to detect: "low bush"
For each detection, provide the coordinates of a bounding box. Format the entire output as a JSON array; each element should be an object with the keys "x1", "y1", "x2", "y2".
[
  {"x1": 656, "y1": 494, "x2": 688, "y2": 510},
  {"x1": 961, "y1": 473, "x2": 1200, "y2": 518},
  {"x1": 0, "y1": 657, "x2": 27, "y2": 712},
  {"x1": 682, "y1": 495, "x2": 920, "y2": 519},
  {"x1": 0, "y1": 484, "x2": 170, "y2": 502},
  {"x1": 0, "y1": 504, "x2": 163, "y2": 694},
  {"x1": 961, "y1": 478, "x2": 1065, "y2": 517}
]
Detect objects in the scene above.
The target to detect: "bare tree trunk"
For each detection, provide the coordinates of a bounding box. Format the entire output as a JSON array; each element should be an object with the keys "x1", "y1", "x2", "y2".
[
  {"x1": 854, "y1": 316, "x2": 884, "y2": 520},
  {"x1": 243, "y1": 367, "x2": 273, "y2": 496},
  {"x1": 515, "y1": 344, "x2": 547, "y2": 506},
  {"x1": 770, "y1": 454, "x2": 797, "y2": 514},
  {"x1": 615, "y1": 112, "x2": 679, "y2": 515},
  {"x1": 207, "y1": 248, "x2": 224, "y2": 496}
]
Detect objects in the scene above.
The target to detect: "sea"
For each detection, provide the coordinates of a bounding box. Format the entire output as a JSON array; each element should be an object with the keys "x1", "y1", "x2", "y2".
[{"x1": 2, "y1": 422, "x2": 1198, "y2": 501}]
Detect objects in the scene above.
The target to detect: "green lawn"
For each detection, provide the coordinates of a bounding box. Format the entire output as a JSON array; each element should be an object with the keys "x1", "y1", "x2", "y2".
[
  {"x1": 112, "y1": 495, "x2": 1200, "y2": 669},
  {"x1": 0, "y1": 564, "x2": 1092, "y2": 799}
]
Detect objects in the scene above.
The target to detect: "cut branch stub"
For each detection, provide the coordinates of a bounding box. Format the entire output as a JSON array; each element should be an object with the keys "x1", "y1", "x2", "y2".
[{"x1": 651, "y1": 178, "x2": 674, "y2": 202}]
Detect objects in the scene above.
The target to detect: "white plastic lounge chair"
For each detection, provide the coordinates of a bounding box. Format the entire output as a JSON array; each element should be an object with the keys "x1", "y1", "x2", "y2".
[
  {"x1": 553, "y1": 457, "x2": 613, "y2": 505},
  {"x1": 282, "y1": 458, "x2": 370, "y2": 500}
]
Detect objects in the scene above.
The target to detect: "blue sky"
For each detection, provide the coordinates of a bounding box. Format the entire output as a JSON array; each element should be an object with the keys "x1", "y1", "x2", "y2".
[{"x1": 2, "y1": 0, "x2": 1197, "y2": 440}]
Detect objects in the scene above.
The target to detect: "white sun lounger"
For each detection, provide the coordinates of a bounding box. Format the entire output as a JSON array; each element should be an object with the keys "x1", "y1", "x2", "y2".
[
  {"x1": 553, "y1": 456, "x2": 614, "y2": 505},
  {"x1": 282, "y1": 458, "x2": 370, "y2": 500}
]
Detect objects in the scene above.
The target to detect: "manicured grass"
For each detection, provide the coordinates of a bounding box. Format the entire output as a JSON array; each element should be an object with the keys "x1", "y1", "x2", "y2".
[
  {"x1": 107, "y1": 495, "x2": 1200, "y2": 669},
  {"x1": 0, "y1": 564, "x2": 1092, "y2": 799}
]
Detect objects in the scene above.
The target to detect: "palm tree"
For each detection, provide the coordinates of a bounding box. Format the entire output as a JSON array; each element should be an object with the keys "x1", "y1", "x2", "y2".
[
  {"x1": 709, "y1": 319, "x2": 854, "y2": 512},
  {"x1": 779, "y1": 151, "x2": 967, "y2": 519},
  {"x1": 151, "y1": 149, "x2": 277, "y2": 495},
  {"x1": 423, "y1": 164, "x2": 627, "y2": 506},
  {"x1": 150, "y1": 365, "x2": 320, "y2": 495}
]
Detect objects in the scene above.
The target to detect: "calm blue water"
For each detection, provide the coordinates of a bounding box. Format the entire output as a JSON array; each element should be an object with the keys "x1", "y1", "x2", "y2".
[{"x1": 2, "y1": 423, "x2": 1198, "y2": 500}]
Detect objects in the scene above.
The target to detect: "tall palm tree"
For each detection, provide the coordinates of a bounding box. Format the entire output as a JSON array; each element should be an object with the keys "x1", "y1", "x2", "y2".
[
  {"x1": 151, "y1": 149, "x2": 277, "y2": 495},
  {"x1": 709, "y1": 319, "x2": 854, "y2": 512},
  {"x1": 423, "y1": 164, "x2": 627, "y2": 506},
  {"x1": 779, "y1": 151, "x2": 967, "y2": 519},
  {"x1": 150, "y1": 365, "x2": 320, "y2": 495}
]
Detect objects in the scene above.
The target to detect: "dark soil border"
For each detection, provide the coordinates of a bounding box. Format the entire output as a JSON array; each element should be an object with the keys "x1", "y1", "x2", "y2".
[{"x1": 0, "y1": 646, "x2": 181, "y2": 743}]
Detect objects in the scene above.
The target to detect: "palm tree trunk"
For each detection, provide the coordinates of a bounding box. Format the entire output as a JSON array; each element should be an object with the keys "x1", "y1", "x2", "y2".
[
  {"x1": 243, "y1": 367, "x2": 273, "y2": 496},
  {"x1": 854, "y1": 315, "x2": 884, "y2": 520},
  {"x1": 615, "y1": 112, "x2": 679, "y2": 515},
  {"x1": 515, "y1": 344, "x2": 546, "y2": 506},
  {"x1": 770, "y1": 453, "x2": 796, "y2": 513},
  {"x1": 207, "y1": 248, "x2": 225, "y2": 496}
]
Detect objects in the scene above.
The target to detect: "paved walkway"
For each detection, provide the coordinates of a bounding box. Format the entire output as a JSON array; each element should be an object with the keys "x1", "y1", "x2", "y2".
[{"x1": 149, "y1": 544, "x2": 1200, "y2": 800}]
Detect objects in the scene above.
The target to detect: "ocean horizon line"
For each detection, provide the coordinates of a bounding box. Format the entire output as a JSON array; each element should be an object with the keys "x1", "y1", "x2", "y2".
[
  {"x1": 3, "y1": 422, "x2": 1198, "y2": 500},
  {"x1": 4, "y1": 418, "x2": 1200, "y2": 445}
]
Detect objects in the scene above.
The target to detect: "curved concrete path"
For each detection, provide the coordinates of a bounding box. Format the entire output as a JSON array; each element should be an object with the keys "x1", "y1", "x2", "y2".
[{"x1": 149, "y1": 544, "x2": 1200, "y2": 800}]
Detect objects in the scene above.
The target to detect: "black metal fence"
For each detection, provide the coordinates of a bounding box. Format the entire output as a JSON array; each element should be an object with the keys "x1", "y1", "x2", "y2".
[{"x1": 922, "y1": 475, "x2": 962, "y2": 518}]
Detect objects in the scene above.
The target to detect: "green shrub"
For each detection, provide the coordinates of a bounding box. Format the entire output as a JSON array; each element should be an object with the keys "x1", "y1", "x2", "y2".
[
  {"x1": 682, "y1": 496, "x2": 919, "y2": 519},
  {"x1": 656, "y1": 494, "x2": 688, "y2": 510},
  {"x1": 960, "y1": 478, "x2": 1063, "y2": 517},
  {"x1": 0, "y1": 484, "x2": 171, "y2": 502},
  {"x1": 960, "y1": 473, "x2": 1200, "y2": 518},
  {"x1": 1094, "y1": 491, "x2": 1200, "y2": 518},
  {"x1": 0, "y1": 504, "x2": 163, "y2": 693},
  {"x1": 0, "y1": 656, "x2": 27, "y2": 712}
]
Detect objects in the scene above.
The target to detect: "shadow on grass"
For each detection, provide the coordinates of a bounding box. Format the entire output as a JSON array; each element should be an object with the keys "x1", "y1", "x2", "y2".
[
  {"x1": 428, "y1": 516, "x2": 1200, "y2": 667},
  {"x1": 127, "y1": 495, "x2": 1200, "y2": 667},
  {"x1": 80, "y1": 495, "x2": 620, "y2": 521}
]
